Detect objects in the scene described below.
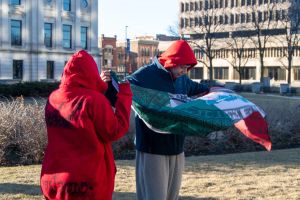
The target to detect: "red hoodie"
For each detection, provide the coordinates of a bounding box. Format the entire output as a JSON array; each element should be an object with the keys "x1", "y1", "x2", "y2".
[
  {"x1": 40, "y1": 50, "x2": 132, "y2": 200},
  {"x1": 158, "y1": 40, "x2": 197, "y2": 70}
]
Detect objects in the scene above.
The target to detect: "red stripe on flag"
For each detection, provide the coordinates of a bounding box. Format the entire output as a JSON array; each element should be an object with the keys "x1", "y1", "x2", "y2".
[{"x1": 234, "y1": 111, "x2": 272, "y2": 151}]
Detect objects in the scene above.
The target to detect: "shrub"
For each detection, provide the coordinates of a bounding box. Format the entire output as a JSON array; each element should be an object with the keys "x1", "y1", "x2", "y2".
[
  {"x1": 0, "y1": 82, "x2": 59, "y2": 97},
  {"x1": 0, "y1": 94, "x2": 300, "y2": 165},
  {"x1": 0, "y1": 97, "x2": 47, "y2": 165}
]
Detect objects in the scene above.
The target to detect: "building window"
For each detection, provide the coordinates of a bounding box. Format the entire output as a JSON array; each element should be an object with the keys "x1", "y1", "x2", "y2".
[
  {"x1": 81, "y1": 26, "x2": 88, "y2": 50},
  {"x1": 189, "y1": 67, "x2": 203, "y2": 79},
  {"x1": 294, "y1": 67, "x2": 300, "y2": 80},
  {"x1": 81, "y1": 0, "x2": 88, "y2": 8},
  {"x1": 214, "y1": 67, "x2": 229, "y2": 79},
  {"x1": 63, "y1": 24, "x2": 72, "y2": 49},
  {"x1": 44, "y1": 23, "x2": 53, "y2": 48},
  {"x1": 13, "y1": 60, "x2": 23, "y2": 79},
  {"x1": 63, "y1": 0, "x2": 71, "y2": 11},
  {"x1": 266, "y1": 67, "x2": 286, "y2": 81},
  {"x1": 47, "y1": 61, "x2": 54, "y2": 79},
  {"x1": 10, "y1": 0, "x2": 20, "y2": 5},
  {"x1": 11, "y1": 20, "x2": 22, "y2": 46},
  {"x1": 235, "y1": 14, "x2": 240, "y2": 23},
  {"x1": 195, "y1": 2, "x2": 199, "y2": 10},
  {"x1": 234, "y1": 67, "x2": 256, "y2": 80},
  {"x1": 185, "y1": 3, "x2": 189, "y2": 11},
  {"x1": 241, "y1": 13, "x2": 245, "y2": 23}
]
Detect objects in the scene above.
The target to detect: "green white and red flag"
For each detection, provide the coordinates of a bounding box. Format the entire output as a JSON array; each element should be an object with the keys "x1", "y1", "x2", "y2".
[{"x1": 131, "y1": 84, "x2": 271, "y2": 151}]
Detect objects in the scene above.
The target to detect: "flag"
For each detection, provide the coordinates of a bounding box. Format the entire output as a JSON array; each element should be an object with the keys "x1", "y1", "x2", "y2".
[{"x1": 131, "y1": 84, "x2": 271, "y2": 151}]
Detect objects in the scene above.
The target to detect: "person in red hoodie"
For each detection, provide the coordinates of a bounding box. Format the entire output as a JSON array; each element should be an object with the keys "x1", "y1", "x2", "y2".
[{"x1": 40, "y1": 50, "x2": 132, "y2": 200}]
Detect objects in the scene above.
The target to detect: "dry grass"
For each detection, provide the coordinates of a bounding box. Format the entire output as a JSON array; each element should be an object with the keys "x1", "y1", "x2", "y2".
[{"x1": 0, "y1": 148, "x2": 299, "y2": 200}]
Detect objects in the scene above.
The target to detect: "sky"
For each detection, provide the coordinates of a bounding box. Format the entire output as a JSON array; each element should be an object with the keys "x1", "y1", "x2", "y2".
[{"x1": 99, "y1": 0, "x2": 179, "y2": 40}]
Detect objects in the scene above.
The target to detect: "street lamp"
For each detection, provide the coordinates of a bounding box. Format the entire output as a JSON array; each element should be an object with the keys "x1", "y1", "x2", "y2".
[{"x1": 124, "y1": 26, "x2": 128, "y2": 78}]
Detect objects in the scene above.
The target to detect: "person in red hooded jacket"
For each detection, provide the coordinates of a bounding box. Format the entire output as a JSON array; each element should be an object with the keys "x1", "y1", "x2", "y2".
[
  {"x1": 40, "y1": 50, "x2": 132, "y2": 200},
  {"x1": 128, "y1": 40, "x2": 209, "y2": 200}
]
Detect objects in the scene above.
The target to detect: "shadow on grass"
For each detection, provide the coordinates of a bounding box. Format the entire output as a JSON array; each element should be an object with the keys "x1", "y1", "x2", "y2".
[
  {"x1": 113, "y1": 192, "x2": 218, "y2": 200},
  {"x1": 179, "y1": 197, "x2": 219, "y2": 200},
  {"x1": 0, "y1": 183, "x2": 41, "y2": 196},
  {"x1": 113, "y1": 191, "x2": 136, "y2": 200}
]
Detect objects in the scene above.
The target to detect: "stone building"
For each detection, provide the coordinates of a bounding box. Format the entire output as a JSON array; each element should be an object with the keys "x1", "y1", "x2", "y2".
[
  {"x1": 0, "y1": 0, "x2": 99, "y2": 82},
  {"x1": 179, "y1": 0, "x2": 300, "y2": 86}
]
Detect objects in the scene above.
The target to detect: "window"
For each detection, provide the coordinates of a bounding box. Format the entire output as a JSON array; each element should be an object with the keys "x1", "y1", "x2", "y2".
[
  {"x1": 195, "y1": 17, "x2": 199, "y2": 26},
  {"x1": 81, "y1": 0, "x2": 88, "y2": 8},
  {"x1": 205, "y1": 0, "x2": 208, "y2": 10},
  {"x1": 44, "y1": 23, "x2": 52, "y2": 47},
  {"x1": 235, "y1": 14, "x2": 240, "y2": 23},
  {"x1": 234, "y1": 67, "x2": 256, "y2": 80},
  {"x1": 181, "y1": 18, "x2": 184, "y2": 28},
  {"x1": 63, "y1": 24, "x2": 72, "y2": 49},
  {"x1": 81, "y1": 26, "x2": 88, "y2": 50},
  {"x1": 189, "y1": 68, "x2": 203, "y2": 79},
  {"x1": 258, "y1": 11, "x2": 263, "y2": 22},
  {"x1": 11, "y1": 20, "x2": 22, "y2": 46},
  {"x1": 246, "y1": 13, "x2": 251, "y2": 23},
  {"x1": 214, "y1": 67, "x2": 229, "y2": 79},
  {"x1": 241, "y1": 14, "x2": 245, "y2": 23},
  {"x1": 13, "y1": 60, "x2": 23, "y2": 79},
  {"x1": 230, "y1": 14, "x2": 234, "y2": 24},
  {"x1": 47, "y1": 61, "x2": 54, "y2": 79},
  {"x1": 294, "y1": 67, "x2": 300, "y2": 80},
  {"x1": 63, "y1": 0, "x2": 71, "y2": 11},
  {"x1": 185, "y1": 3, "x2": 189, "y2": 11},
  {"x1": 266, "y1": 67, "x2": 286, "y2": 81},
  {"x1": 190, "y1": 2, "x2": 194, "y2": 10},
  {"x1": 10, "y1": 0, "x2": 20, "y2": 5},
  {"x1": 195, "y1": 2, "x2": 199, "y2": 10}
]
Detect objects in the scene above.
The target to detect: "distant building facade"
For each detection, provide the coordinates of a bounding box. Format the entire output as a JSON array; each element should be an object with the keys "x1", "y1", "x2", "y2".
[
  {"x1": 130, "y1": 36, "x2": 159, "y2": 68},
  {"x1": 179, "y1": 0, "x2": 300, "y2": 86},
  {"x1": 0, "y1": 0, "x2": 99, "y2": 82},
  {"x1": 115, "y1": 36, "x2": 159, "y2": 76},
  {"x1": 99, "y1": 34, "x2": 117, "y2": 72}
]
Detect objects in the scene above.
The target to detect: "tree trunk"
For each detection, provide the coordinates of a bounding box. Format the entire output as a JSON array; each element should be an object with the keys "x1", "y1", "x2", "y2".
[{"x1": 288, "y1": 54, "x2": 292, "y2": 84}]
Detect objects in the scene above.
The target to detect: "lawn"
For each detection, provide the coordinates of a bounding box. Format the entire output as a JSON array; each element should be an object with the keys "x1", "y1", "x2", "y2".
[{"x1": 0, "y1": 148, "x2": 299, "y2": 200}]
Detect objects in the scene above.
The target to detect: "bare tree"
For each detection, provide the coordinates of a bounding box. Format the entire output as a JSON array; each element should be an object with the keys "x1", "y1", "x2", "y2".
[
  {"x1": 184, "y1": 8, "x2": 226, "y2": 83},
  {"x1": 277, "y1": 1, "x2": 300, "y2": 84},
  {"x1": 250, "y1": 2, "x2": 279, "y2": 83},
  {"x1": 226, "y1": 34, "x2": 250, "y2": 85}
]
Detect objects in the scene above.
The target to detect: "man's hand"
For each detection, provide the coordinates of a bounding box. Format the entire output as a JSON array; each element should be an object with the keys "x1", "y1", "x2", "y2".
[{"x1": 100, "y1": 70, "x2": 111, "y2": 82}]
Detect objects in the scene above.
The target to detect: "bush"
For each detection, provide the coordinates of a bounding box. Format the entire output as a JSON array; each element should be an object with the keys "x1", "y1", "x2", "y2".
[
  {"x1": 0, "y1": 94, "x2": 300, "y2": 165},
  {"x1": 0, "y1": 97, "x2": 47, "y2": 165},
  {"x1": 0, "y1": 82, "x2": 59, "y2": 97}
]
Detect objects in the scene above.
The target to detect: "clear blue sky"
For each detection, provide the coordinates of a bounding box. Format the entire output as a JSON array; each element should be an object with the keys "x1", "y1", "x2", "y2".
[{"x1": 98, "y1": 0, "x2": 179, "y2": 40}]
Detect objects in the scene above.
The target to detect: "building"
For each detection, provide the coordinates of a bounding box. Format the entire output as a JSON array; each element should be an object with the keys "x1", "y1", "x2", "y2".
[
  {"x1": 130, "y1": 36, "x2": 159, "y2": 68},
  {"x1": 99, "y1": 34, "x2": 117, "y2": 72},
  {"x1": 0, "y1": 0, "x2": 99, "y2": 83},
  {"x1": 115, "y1": 36, "x2": 159, "y2": 77},
  {"x1": 179, "y1": 0, "x2": 300, "y2": 86}
]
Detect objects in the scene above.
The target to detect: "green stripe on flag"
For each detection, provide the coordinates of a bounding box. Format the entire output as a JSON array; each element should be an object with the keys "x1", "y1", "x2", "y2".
[{"x1": 131, "y1": 84, "x2": 233, "y2": 136}]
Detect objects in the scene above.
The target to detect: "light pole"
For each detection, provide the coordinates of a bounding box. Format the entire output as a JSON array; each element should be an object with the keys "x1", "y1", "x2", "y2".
[{"x1": 124, "y1": 25, "x2": 128, "y2": 78}]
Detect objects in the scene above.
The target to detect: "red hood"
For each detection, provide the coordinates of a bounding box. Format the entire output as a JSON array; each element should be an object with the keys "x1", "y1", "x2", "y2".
[
  {"x1": 60, "y1": 50, "x2": 107, "y2": 93},
  {"x1": 158, "y1": 40, "x2": 197, "y2": 70}
]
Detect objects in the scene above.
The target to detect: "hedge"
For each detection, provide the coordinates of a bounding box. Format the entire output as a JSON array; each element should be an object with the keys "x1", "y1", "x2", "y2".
[{"x1": 0, "y1": 82, "x2": 59, "y2": 97}]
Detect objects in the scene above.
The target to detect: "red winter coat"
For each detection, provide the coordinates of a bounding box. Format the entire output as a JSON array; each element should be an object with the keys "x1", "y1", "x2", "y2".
[{"x1": 40, "y1": 50, "x2": 132, "y2": 200}]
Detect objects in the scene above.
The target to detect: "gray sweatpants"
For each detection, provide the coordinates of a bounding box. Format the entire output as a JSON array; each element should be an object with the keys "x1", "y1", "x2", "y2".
[{"x1": 136, "y1": 151, "x2": 185, "y2": 200}]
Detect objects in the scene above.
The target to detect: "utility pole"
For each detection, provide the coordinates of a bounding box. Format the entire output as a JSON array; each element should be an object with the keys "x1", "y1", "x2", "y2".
[{"x1": 124, "y1": 25, "x2": 128, "y2": 78}]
